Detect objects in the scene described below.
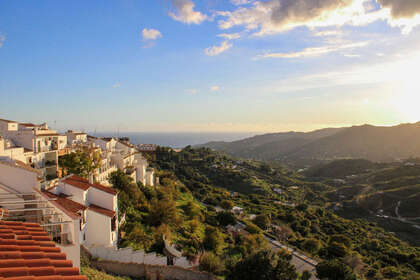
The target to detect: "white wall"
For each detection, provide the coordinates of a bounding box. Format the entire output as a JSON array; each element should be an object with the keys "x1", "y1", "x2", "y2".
[
  {"x1": 58, "y1": 183, "x2": 87, "y2": 205},
  {"x1": 0, "y1": 162, "x2": 39, "y2": 193},
  {"x1": 85, "y1": 210, "x2": 112, "y2": 246},
  {"x1": 87, "y1": 188, "x2": 116, "y2": 211}
]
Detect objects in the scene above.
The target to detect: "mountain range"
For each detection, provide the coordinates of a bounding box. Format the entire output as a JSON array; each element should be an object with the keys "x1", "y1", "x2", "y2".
[{"x1": 201, "y1": 122, "x2": 420, "y2": 167}]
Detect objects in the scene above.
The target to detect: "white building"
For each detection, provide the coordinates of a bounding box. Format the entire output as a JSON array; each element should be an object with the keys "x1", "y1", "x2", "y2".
[
  {"x1": 0, "y1": 118, "x2": 68, "y2": 180},
  {"x1": 88, "y1": 136, "x2": 156, "y2": 186},
  {"x1": 65, "y1": 130, "x2": 88, "y2": 145},
  {"x1": 51, "y1": 175, "x2": 119, "y2": 247}
]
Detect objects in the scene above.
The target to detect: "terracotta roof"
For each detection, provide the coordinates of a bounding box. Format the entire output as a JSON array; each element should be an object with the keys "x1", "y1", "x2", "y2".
[
  {"x1": 35, "y1": 134, "x2": 60, "y2": 137},
  {"x1": 0, "y1": 220, "x2": 87, "y2": 280},
  {"x1": 88, "y1": 204, "x2": 116, "y2": 218},
  {"x1": 62, "y1": 175, "x2": 117, "y2": 195},
  {"x1": 20, "y1": 123, "x2": 38, "y2": 127},
  {"x1": 39, "y1": 191, "x2": 87, "y2": 220}
]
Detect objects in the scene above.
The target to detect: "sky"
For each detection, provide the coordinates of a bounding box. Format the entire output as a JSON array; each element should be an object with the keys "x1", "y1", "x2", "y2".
[{"x1": 1, "y1": 0, "x2": 420, "y2": 133}]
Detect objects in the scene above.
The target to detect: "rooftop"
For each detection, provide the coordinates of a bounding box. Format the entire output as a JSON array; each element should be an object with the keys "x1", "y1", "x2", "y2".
[
  {"x1": 0, "y1": 220, "x2": 87, "y2": 279},
  {"x1": 88, "y1": 204, "x2": 116, "y2": 218},
  {"x1": 40, "y1": 191, "x2": 87, "y2": 220},
  {"x1": 62, "y1": 175, "x2": 117, "y2": 195}
]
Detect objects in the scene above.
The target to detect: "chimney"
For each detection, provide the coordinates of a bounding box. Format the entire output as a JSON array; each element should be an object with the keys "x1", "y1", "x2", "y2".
[{"x1": 89, "y1": 173, "x2": 94, "y2": 184}]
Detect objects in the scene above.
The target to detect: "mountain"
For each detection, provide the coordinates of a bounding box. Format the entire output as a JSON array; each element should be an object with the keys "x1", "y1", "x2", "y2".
[{"x1": 201, "y1": 122, "x2": 420, "y2": 166}]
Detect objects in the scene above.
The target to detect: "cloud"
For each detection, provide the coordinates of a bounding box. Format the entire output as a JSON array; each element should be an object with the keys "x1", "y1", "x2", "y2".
[
  {"x1": 344, "y1": 54, "x2": 362, "y2": 57},
  {"x1": 142, "y1": 28, "x2": 162, "y2": 40},
  {"x1": 112, "y1": 82, "x2": 121, "y2": 88},
  {"x1": 185, "y1": 89, "x2": 198, "y2": 95},
  {"x1": 217, "y1": 0, "x2": 420, "y2": 36},
  {"x1": 210, "y1": 85, "x2": 220, "y2": 92},
  {"x1": 205, "y1": 41, "x2": 233, "y2": 56},
  {"x1": 377, "y1": 0, "x2": 420, "y2": 19},
  {"x1": 217, "y1": 33, "x2": 241, "y2": 40},
  {"x1": 0, "y1": 34, "x2": 5, "y2": 48},
  {"x1": 256, "y1": 41, "x2": 369, "y2": 59},
  {"x1": 314, "y1": 30, "x2": 343, "y2": 36},
  {"x1": 231, "y1": 0, "x2": 252, "y2": 5},
  {"x1": 169, "y1": 0, "x2": 207, "y2": 24}
]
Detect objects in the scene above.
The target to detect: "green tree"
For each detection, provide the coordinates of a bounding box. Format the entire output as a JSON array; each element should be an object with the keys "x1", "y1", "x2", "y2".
[
  {"x1": 59, "y1": 150, "x2": 101, "y2": 178},
  {"x1": 227, "y1": 250, "x2": 298, "y2": 280},
  {"x1": 216, "y1": 211, "x2": 237, "y2": 227},
  {"x1": 220, "y1": 200, "x2": 234, "y2": 211},
  {"x1": 203, "y1": 226, "x2": 224, "y2": 254},
  {"x1": 316, "y1": 260, "x2": 358, "y2": 280},
  {"x1": 199, "y1": 252, "x2": 225, "y2": 275},
  {"x1": 301, "y1": 238, "x2": 321, "y2": 254},
  {"x1": 254, "y1": 214, "x2": 271, "y2": 231}
]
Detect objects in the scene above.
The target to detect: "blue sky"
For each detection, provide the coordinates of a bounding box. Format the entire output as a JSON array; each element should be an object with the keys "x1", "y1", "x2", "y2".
[{"x1": 1, "y1": 0, "x2": 420, "y2": 133}]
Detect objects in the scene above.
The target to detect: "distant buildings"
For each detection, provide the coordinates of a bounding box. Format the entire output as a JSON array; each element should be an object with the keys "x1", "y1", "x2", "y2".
[
  {"x1": 0, "y1": 118, "x2": 66, "y2": 180},
  {"x1": 0, "y1": 117, "x2": 159, "y2": 270}
]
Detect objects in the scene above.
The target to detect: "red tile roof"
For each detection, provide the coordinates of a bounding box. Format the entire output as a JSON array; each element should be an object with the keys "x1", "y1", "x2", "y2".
[
  {"x1": 39, "y1": 191, "x2": 87, "y2": 220},
  {"x1": 0, "y1": 220, "x2": 87, "y2": 280},
  {"x1": 88, "y1": 204, "x2": 116, "y2": 218},
  {"x1": 62, "y1": 175, "x2": 117, "y2": 195}
]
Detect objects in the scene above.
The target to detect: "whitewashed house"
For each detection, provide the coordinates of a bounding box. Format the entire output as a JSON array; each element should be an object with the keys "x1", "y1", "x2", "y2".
[
  {"x1": 0, "y1": 118, "x2": 67, "y2": 180},
  {"x1": 88, "y1": 136, "x2": 156, "y2": 186},
  {"x1": 65, "y1": 130, "x2": 88, "y2": 145},
  {"x1": 51, "y1": 175, "x2": 119, "y2": 247}
]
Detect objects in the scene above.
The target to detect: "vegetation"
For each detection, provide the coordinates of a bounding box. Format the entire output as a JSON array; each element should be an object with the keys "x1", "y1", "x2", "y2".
[
  {"x1": 59, "y1": 149, "x2": 101, "y2": 178},
  {"x1": 81, "y1": 145, "x2": 419, "y2": 279}
]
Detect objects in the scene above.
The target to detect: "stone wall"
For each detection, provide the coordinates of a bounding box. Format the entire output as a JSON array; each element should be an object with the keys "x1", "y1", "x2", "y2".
[{"x1": 90, "y1": 259, "x2": 216, "y2": 280}]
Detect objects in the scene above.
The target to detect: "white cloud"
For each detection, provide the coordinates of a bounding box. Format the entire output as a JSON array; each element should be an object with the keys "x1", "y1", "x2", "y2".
[
  {"x1": 231, "y1": 0, "x2": 252, "y2": 5},
  {"x1": 217, "y1": 33, "x2": 241, "y2": 40},
  {"x1": 112, "y1": 82, "x2": 121, "y2": 88},
  {"x1": 205, "y1": 41, "x2": 233, "y2": 56},
  {"x1": 142, "y1": 28, "x2": 162, "y2": 40},
  {"x1": 210, "y1": 85, "x2": 220, "y2": 92},
  {"x1": 0, "y1": 34, "x2": 5, "y2": 48},
  {"x1": 256, "y1": 41, "x2": 369, "y2": 59},
  {"x1": 185, "y1": 89, "x2": 198, "y2": 95},
  {"x1": 344, "y1": 54, "x2": 362, "y2": 57},
  {"x1": 217, "y1": 0, "x2": 420, "y2": 36},
  {"x1": 169, "y1": 0, "x2": 207, "y2": 24},
  {"x1": 314, "y1": 30, "x2": 343, "y2": 36}
]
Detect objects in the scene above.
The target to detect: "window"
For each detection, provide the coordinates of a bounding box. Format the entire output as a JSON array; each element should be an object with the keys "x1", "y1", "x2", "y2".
[{"x1": 111, "y1": 216, "x2": 117, "y2": 232}]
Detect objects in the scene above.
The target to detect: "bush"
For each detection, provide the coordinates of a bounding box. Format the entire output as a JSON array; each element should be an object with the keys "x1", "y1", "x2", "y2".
[{"x1": 199, "y1": 252, "x2": 225, "y2": 275}]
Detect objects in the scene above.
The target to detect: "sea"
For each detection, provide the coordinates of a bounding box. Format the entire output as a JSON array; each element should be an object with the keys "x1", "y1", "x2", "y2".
[{"x1": 92, "y1": 132, "x2": 255, "y2": 148}]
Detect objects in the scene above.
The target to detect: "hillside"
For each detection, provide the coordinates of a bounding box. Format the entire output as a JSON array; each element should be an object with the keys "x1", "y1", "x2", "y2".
[
  {"x1": 201, "y1": 122, "x2": 420, "y2": 167},
  {"x1": 310, "y1": 159, "x2": 420, "y2": 246},
  {"x1": 147, "y1": 147, "x2": 420, "y2": 280}
]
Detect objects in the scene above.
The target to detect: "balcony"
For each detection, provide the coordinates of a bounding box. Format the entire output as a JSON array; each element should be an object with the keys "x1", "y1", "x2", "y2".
[{"x1": 45, "y1": 160, "x2": 57, "y2": 167}]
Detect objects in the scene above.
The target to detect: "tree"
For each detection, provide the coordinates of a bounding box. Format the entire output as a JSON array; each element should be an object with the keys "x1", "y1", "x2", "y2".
[
  {"x1": 147, "y1": 198, "x2": 178, "y2": 227},
  {"x1": 220, "y1": 200, "x2": 234, "y2": 211},
  {"x1": 216, "y1": 211, "x2": 237, "y2": 227},
  {"x1": 227, "y1": 250, "x2": 298, "y2": 280},
  {"x1": 316, "y1": 260, "x2": 358, "y2": 280},
  {"x1": 300, "y1": 271, "x2": 312, "y2": 280},
  {"x1": 199, "y1": 252, "x2": 225, "y2": 275},
  {"x1": 203, "y1": 226, "x2": 224, "y2": 254},
  {"x1": 301, "y1": 238, "x2": 321, "y2": 254},
  {"x1": 254, "y1": 214, "x2": 270, "y2": 231},
  {"x1": 59, "y1": 150, "x2": 101, "y2": 178}
]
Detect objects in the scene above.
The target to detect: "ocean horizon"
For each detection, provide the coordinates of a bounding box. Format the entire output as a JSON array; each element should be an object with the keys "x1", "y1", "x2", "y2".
[{"x1": 91, "y1": 132, "x2": 256, "y2": 148}]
